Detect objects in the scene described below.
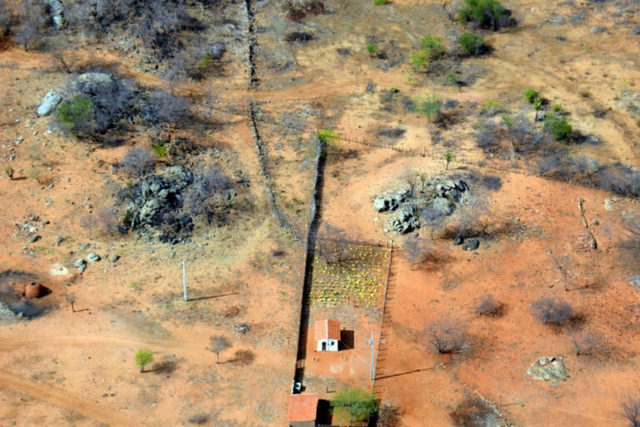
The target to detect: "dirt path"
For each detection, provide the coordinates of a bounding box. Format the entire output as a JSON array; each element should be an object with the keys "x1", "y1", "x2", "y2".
[
  {"x1": 0, "y1": 334, "x2": 198, "y2": 352},
  {"x1": 0, "y1": 370, "x2": 136, "y2": 426}
]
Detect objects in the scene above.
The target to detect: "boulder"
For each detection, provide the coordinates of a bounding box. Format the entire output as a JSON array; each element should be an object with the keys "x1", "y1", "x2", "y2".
[
  {"x1": 591, "y1": 25, "x2": 607, "y2": 34},
  {"x1": 536, "y1": 110, "x2": 546, "y2": 122},
  {"x1": 87, "y1": 253, "x2": 101, "y2": 262},
  {"x1": 527, "y1": 356, "x2": 569, "y2": 383},
  {"x1": 374, "y1": 197, "x2": 390, "y2": 212},
  {"x1": 43, "y1": 0, "x2": 65, "y2": 29},
  {"x1": 74, "y1": 72, "x2": 117, "y2": 96},
  {"x1": 37, "y1": 91, "x2": 62, "y2": 117},
  {"x1": 210, "y1": 41, "x2": 227, "y2": 60},
  {"x1": 432, "y1": 197, "x2": 454, "y2": 216},
  {"x1": 389, "y1": 205, "x2": 420, "y2": 234},
  {"x1": 462, "y1": 239, "x2": 480, "y2": 251}
]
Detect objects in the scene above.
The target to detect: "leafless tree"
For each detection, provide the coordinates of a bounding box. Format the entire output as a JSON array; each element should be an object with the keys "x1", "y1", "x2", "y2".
[
  {"x1": 97, "y1": 206, "x2": 118, "y2": 234},
  {"x1": 15, "y1": 0, "x2": 48, "y2": 50},
  {"x1": 209, "y1": 335, "x2": 231, "y2": 363},
  {"x1": 531, "y1": 298, "x2": 574, "y2": 326},
  {"x1": 376, "y1": 403, "x2": 402, "y2": 427},
  {"x1": 426, "y1": 316, "x2": 470, "y2": 354},
  {"x1": 622, "y1": 394, "x2": 640, "y2": 427},
  {"x1": 118, "y1": 148, "x2": 155, "y2": 177},
  {"x1": 475, "y1": 295, "x2": 504, "y2": 317},
  {"x1": 572, "y1": 331, "x2": 610, "y2": 359},
  {"x1": 81, "y1": 213, "x2": 98, "y2": 239},
  {"x1": 403, "y1": 235, "x2": 436, "y2": 269}
]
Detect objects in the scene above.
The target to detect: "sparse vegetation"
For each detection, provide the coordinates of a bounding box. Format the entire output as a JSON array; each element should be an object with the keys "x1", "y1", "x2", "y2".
[
  {"x1": 531, "y1": 298, "x2": 574, "y2": 326},
  {"x1": 374, "y1": 0, "x2": 389, "y2": 5},
  {"x1": 135, "y1": 348, "x2": 154, "y2": 373}
]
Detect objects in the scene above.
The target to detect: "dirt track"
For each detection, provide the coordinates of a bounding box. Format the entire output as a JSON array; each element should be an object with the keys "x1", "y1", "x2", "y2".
[{"x1": 0, "y1": 370, "x2": 135, "y2": 426}]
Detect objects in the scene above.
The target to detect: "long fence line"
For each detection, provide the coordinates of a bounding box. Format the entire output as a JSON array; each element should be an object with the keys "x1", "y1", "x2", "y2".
[
  {"x1": 292, "y1": 138, "x2": 326, "y2": 391},
  {"x1": 247, "y1": 100, "x2": 303, "y2": 243},
  {"x1": 372, "y1": 241, "x2": 394, "y2": 392}
]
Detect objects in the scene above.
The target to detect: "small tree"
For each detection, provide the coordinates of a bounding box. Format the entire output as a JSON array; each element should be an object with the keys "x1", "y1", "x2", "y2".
[
  {"x1": 135, "y1": 348, "x2": 154, "y2": 373},
  {"x1": 523, "y1": 88, "x2": 539, "y2": 103},
  {"x1": 209, "y1": 335, "x2": 231, "y2": 363},
  {"x1": 445, "y1": 151, "x2": 454, "y2": 170},
  {"x1": 331, "y1": 387, "x2": 378, "y2": 423}
]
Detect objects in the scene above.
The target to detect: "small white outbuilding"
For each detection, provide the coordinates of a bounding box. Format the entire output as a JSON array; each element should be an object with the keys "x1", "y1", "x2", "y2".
[{"x1": 314, "y1": 319, "x2": 340, "y2": 352}]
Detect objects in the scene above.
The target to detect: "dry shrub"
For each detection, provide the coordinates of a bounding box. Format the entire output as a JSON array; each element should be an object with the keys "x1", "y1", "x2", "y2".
[
  {"x1": 475, "y1": 294, "x2": 504, "y2": 317},
  {"x1": 450, "y1": 397, "x2": 503, "y2": 427},
  {"x1": 531, "y1": 297, "x2": 574, "y2": 326}
]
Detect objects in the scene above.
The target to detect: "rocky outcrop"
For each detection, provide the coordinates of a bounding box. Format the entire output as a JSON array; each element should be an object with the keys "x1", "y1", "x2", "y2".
[
  {"x1": 389, "y1": 204, "x2": 420, "y2": 234},
  {"x1": 527, "y1": 356, "x2": 569, "y2": 383},
  {"x1": 121, "y1": 166, "x2": 195, "y2": 243},
  {"x1": 374, "y1": 189, "x2": 409, "y2": 212}
]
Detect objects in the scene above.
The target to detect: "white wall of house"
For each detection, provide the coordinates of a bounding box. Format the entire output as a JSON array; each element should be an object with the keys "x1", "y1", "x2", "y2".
[{"x1": 317, "y1": 338, "x2": 339, "y2": 352}]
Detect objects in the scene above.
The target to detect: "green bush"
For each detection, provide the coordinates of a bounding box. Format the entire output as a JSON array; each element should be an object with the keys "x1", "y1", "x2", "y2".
[
  {"x1": 458, "y1": 32, "x2": 485, "y2": 55},
  {"x1": 553, "y1": 103, "x2": 563, "y2": 113},
  {"x1": 523, "y1": 88, "x2": 539, "y2": 103},
  {"x1": 196, "y1": 53, "x2": 214, "y2": 69},
  {"x1": 544, "y1": 114, "x2": 572, "y2": 140},
  {"x1": 373, "y1": 0, "x2": 388, "y2": 4},
  {"x1": 56, "y1": 96, "x2": 94, "y2": 135},
  {"x1": 410, "y1": 50, "x2": 431, "y2": 71},
  {"x1": 366, "y1": 43, "x2": 378, "y2": 54},
  {"x1": 457, "y1": 0, "x2": 507, "y2": 30},
  {"x1": 152, "y1": 143, "x2": 168, "y2": 158},
  {"x1": 411, "y1": 35, "x2": 445, "y2": 71},
  {"x1": 415, "y1": 93, "x2": 441, "y2": 122},
  {"x1": 331, "y1": 388, "x2": 378, "y2": 423},
  {"x1": 420, "y1": 35, "x2": 445, "y2": 59}
]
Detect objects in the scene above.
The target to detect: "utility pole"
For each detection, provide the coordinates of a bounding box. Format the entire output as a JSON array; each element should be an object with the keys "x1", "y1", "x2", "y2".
[
  {"x1": 182, "y1": 259, "x2": 188, "y2": 301},
  {"x1": 369, "y1": 330, "x2": 375, "y2": 381}
]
